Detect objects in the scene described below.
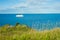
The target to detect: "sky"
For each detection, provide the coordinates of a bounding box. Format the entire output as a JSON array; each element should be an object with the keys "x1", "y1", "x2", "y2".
[{"x1": 0, "y1": 0, "x2": 60, "y2": 13}]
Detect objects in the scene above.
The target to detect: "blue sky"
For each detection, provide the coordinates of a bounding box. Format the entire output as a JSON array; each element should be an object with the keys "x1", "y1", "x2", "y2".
[{"x1": 0, "y1": 0, "x2": 60, "y2": 13}]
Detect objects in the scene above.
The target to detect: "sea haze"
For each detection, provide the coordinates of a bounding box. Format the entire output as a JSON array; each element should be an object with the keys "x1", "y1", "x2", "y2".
[{"x1": 0, "y1": 14, "x2": 60, "y2": 30}]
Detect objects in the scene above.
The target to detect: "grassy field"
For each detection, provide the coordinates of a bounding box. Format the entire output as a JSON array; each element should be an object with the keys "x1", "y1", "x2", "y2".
[{"x1": 0, "y1": 23, "x2": 60, "y2": 40}]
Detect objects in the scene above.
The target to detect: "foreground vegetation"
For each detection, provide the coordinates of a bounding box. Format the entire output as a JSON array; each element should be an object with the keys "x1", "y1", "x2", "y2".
[{"x1": 0, "y1": 23, "x2": 60, "y2": 40}]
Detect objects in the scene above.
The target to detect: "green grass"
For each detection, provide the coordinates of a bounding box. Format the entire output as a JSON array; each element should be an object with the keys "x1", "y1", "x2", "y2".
[{"x1": 0, "y1": 23, "x2": 60, "y2": 40}]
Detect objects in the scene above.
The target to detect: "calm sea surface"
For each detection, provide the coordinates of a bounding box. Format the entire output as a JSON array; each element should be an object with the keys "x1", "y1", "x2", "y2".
[{"x1": 0, "y1": 13, "x2": 60, "y2": 30}]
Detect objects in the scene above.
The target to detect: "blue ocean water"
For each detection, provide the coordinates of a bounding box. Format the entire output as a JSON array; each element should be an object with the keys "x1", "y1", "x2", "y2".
[{"x1": 0, "y1": 14, "x2": 60, "y2": 30}]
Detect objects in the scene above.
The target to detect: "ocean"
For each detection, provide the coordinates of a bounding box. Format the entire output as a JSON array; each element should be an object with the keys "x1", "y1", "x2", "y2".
[{"x1": 0, "y1": 14, "x2": 60, "y2": 30}]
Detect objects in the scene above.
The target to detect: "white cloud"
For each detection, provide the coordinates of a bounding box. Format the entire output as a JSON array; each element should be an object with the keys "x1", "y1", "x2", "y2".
[
  {"x1": 0, "y1": 0, "x2": 60, "y2": 13},
  {"x1": 10, "y1": 3, "x2": 28, "y2": 9}
]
